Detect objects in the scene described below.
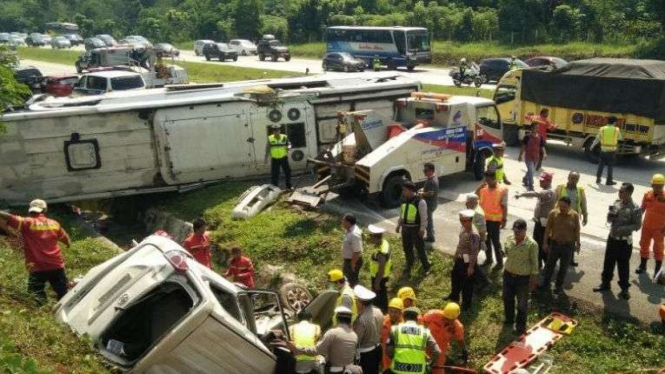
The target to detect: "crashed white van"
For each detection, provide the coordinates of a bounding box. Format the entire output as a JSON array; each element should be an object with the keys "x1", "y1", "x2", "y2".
[{"x1": 54, "y1": 235, "x2": 336, "y2": 373}]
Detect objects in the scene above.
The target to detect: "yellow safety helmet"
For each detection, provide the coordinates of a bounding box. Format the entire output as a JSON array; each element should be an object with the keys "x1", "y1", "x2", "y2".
[
  {"x1": 388, "y1": 297, "x2": 404, "y2": 310},
  {"x1": 443, "y1": 302, "x2": 461, "y2": 320},
  {"x1": 327, "y1": 269, "x2": 344, "y2": 282},
  {"x1": 652, "y1": 173, "x2": 665, "y2": 185},
  {"x1": 397, "y1": 287, "x2": 417, "y2": 301}
]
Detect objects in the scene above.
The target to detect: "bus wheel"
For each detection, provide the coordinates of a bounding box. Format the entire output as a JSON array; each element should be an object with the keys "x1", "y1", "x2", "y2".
[
  {"x1": 503, "y1": 124, "x2": 519, "y2": 147},
  {"x1": 407, "y1": 65, "x2": 415, "y2": 71},
  {"x1": 473, "y1": 152, "x2": 486, "y2": 181},
  {"x1": 387, "y1": 60, "x2": 397, "y2": 70},
  {"x1": 381, "y1": 173, "x2": 407, "y2": 208},
  {"x1": 584, "y1": 139, "x2": 601, "y2": 164}
]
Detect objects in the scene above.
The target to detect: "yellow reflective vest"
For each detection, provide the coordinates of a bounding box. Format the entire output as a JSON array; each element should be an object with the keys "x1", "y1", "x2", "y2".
[
  {"x1": 268, "y1": 134, "x2": 289, "y2": 159},
  {"x1": 391, "y1": 321, "x2": 429, "y2": 374},
  {"x1": 370, "y1": 240, "x2": 392, "y2": 278},
  {"x1": 333, "y1": 284, "x2": 358, "y2": 325},
  {"x1": 555, "y1": 185, "x2": 585, "y2": 214},
  {"x1": 599, "y1": 125, "x2": 620, "y2": 152},
  {"x1": 290, "y1": 320, "x2": 321, "y2": 362},
  {"x1": 487, "y1": 155, "x2": 505, "y2": 183},
  {"x1": 400, "y1": 197, "x2": 421, "y2": 226}
]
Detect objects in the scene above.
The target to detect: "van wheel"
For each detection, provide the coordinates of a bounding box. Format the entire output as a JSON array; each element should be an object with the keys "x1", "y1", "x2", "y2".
[
  {"x1": 381, "y1": 173, "x2": 407, "y2": 208},
  {"x1": 474, "y1": 152, "x2": 486, "y2": 181},
  {"x1": 241, "y1": 50, "x2": 247, "y2": 56},
  {"x1": 285, "y1": 55, "x2": 291, "y2": 62},
  {"x1": 233, "y1": 55, "x2": 238, "y2": 62},
  {"x1": 279, "y1": 282, "x2": 312, "y2": 313},
  {"x1": 259, "y1": 53, "x2": 265, "y2": 61},
  {"x1": 205, "y1": 53, "x2": 211, "y2": 61},
  {"x1": 503, "y1": 124, "x2": 519, "y2": 147},
  {"x1": 584, "y1": 139, "x2": 601, "y2": 164}
]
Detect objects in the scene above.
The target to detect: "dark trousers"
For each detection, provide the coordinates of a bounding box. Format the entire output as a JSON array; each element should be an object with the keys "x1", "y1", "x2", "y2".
[
  {"x1": 271, "y1": 157, "x2": 292, "y2": 189},
  {"x1": 28, "y1": 268, "x2": 68, "y2": 303},
  {"x1": 402, "y1": 226, "x2": 430, "y2": 271},
  {"x1": 596, "y1": 151, "x2": 616, "y2": 182},
  {"x1": 533, "y1": 221, "x2": 547, "y2": 269},
  {"x1": 601, "y1": 237, "x2": 632, "y2": 290},
  {"x1": 541, "y1": 242, "x2": 574, "y2": 290},
  {"x1": 450, "y1": 258, "x2": 476, "y2": 309},
  {"x1": 485, "y1": 221, "x2": 503, "y2": 266},
  {"x1": 371, "y1": 277, "x2": 389, "y2": 312},
  {"x1": 426, "y1": 207, "x2": 436, "y2": 241},
  {"x1": 343, "y1": 258, "x2": 363, "y2": 288},
  {"x1": 503, "y1": 272, "x2": 530, "y2": 330},
  {"x1": 359, "y1": 345, "x2": 381, "y2": 374}
]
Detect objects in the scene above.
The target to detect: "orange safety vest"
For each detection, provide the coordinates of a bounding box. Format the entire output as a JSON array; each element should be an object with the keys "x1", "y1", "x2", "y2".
[
  {"x1": 642, "y1": 191, "x2": 665, "y2": 230},
  {"x1": 479, "y1": 185, "x2": 506, "y2": 222}
]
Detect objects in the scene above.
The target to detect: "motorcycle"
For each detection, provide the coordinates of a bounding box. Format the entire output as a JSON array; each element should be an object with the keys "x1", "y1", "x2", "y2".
[{"x1": 449, "y1": 62, "x2": 486, "y2": 88}]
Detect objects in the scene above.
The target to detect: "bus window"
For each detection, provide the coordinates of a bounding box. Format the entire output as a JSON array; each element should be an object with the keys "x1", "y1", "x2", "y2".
[
  {"x1": 393, "y1": 31, "x2": 406, "y2": 55},
  {"x1": 494, "y1": 85, "x2": 516, "y2": 104},
  {"x1": 406, "y1": 30, "x2": 430, "y2": 52}
]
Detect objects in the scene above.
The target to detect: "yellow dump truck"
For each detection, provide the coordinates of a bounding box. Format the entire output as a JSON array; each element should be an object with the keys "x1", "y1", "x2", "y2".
[{"x1": 494, "y1": 58, "x2": 665, "y2": 161}]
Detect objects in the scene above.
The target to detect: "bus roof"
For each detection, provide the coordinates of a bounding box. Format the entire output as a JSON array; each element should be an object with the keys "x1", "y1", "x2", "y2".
[{"x1": 327, "y1": 26, "x2": 427, "y2": 31}]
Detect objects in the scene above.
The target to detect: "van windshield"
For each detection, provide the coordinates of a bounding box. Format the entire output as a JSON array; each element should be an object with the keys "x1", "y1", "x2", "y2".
[{"x1": 111, "y1": 76, "x2": 144, "y2": 90}]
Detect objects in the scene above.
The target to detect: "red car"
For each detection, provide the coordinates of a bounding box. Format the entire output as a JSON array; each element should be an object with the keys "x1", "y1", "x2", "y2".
[
  {"x1": 42, "y1": 74, "x2": 80, "y2": 97},
  {"x1": 525, "y1": 56, "x2": 569, "y2": 70}
]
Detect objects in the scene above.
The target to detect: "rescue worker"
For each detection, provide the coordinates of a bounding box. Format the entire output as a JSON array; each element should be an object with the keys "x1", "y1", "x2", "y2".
[
  {"x1": 486, "y1": 142, "x2": 511, "y2": 185},
  {"x1": 637, "y1": 173, "x2": 665, "y2": 276},
  {"x1": 466, "y1": 193, "x2": 490, "y2": 290},
  {"x1": 341, "y1": 213, "x2": 363, "y2": 287},
  {"x1": 459, "y1": 57, "x2": 469, "y2": 81},
  {"x1": 265, "y1": 124, "x2": 293, "y2": 189},
  {"x1": 555, "y1": 171, "x2": 588, "y2": 267},
  {"x1": 533, "y1": 108, "x2": 557, "y2": 171},
  {"x1": 369, "y1": 224, "x2": 392, "y2": 312},
  {"x1": 445, "y1": 210, "x2": 481, "y2": 310},
  {"x1": 386, "y1": 307, "x2": 440, "y2": 374},
  {"x1": 518, "y1": 122, "x2": 546, "y2": 191},
  {"x1": 509, "y1": 56, "x2": 519, "y2": 71},
  {"x1": 328, "y1": 269, "x2": 358, "y2": 325},
  {"x1": 593, "y1": 116, "x2": 622, "y2": 186},
  {"x1": 381, "y1": 298, "x2": 404, "y2": 372},
  {"x1": 183, "y1": 217, "x2": 212, "y2": 268},
  {"x1": 397, "y1": 286, "x2": 417, "y2": 308},
  {"x1": 421, "y1": 303, "x2": 468, "y2": 373},
  {"x1": 660, "y1": 304, "x2": 665, "y2": 329},
  {"x1": 0, "y1": 199, "x2": 71, "y2": 304},
  {"x1": 396, "y1": 180, "x2": 431, "y2": 275},
  {"x1": 418, "y1": 162, "x2": 439, "y2": 243},
  {"x1": 373, "y1": 55, "x2": 381, "y2": 71},
  {"x1": 515, "y1": 172, "x2": 556, "y2": 269},
  {"x1": 286, "y1": 306, "x2": 361, "y2": 374},
  {"x1": 540, "y1": 196, "x2": 581, "y2": 295},
  {"x1": 289, "y1": 310, "x2": 324, "y2": 374},
  {"x1": 594, "y1": 183, "x2": 642, "y2": 299},
  {"x1": 476, "y1": 171, "x2": 508, "y2": 268},
  {"x1": 354, "y1": 285, "x2": 383, "y2": 374},
  {"x1": 224, "y1": 246, "x2": 255, "y2": 288}
]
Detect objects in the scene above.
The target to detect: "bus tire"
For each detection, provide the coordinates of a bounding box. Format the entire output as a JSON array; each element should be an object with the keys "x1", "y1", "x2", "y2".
[
  {"x1": 407, "y1": 65, "x2": 415, "y2": 71},
  {"x1": 381, "y1": 173, "x2": 407, "y2": 208},
  {"x1": 503, "y1": 124, "x2": 519, "y2": 147},
  {"x1": 473, "y1": 152, "x2": 486, "y2": 181},
  {"x1": 387, "y1": 60, "x2": 397, "y2": 70},
  {"x1": 259, "y1": 53, "x2": 265, "y2": 61},
  {"x1": 584, "y1": 139, "x2": 601, "y2": 164}
]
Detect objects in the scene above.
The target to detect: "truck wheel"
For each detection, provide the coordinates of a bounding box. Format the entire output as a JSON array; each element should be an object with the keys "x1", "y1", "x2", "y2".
[
  {"x1": 285, "y1": 55, "x2": 291, "y2": 62},
  {"x1": 503, "y1": 124, "x2": 519, "y2": 147},
  {"x1": 407, "y1": 65, "x2": 415, "y2": 71},
  {"x1": 279, "y1": 282, "x2": 312, "y2": 313},
  {"x1": 259, "y1": 53, "x2": 265, "y2": 61},
  {"x1": 584, "y1": 139, "x2": 601, "y2": 164},
  {"x1": 473, "y1": 152, "x2": 486, "y2": 181},
  {"x1": 381, "y1": 174, "x2": 407, "y2": 208},
  {"x1": 233, "y1": 55, "x2": 238, "y2": 62}
]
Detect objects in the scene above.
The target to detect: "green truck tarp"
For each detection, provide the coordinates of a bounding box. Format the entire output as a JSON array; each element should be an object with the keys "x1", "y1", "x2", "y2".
[{"x1": 521, "y1": 58, "x2": 665, "y2": 122}]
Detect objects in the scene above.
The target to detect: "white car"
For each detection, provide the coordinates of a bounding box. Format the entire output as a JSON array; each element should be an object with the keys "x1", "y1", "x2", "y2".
[
  {"x1": 73, "y1": 70, "x2": 146, "y2": 95},
  {"x1": 194, "y1": 39, "x2": 215, "y2": 56},
  {"x1": 229, "y1": 39, "x2": 257, "y2": 56}
]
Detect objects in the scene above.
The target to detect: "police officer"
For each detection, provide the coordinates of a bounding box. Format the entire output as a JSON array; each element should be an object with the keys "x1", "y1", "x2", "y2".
[
  {"x1": 396, "y1": 180, "x2": 430, "y2": 276},
  {"x1": 593, "y1": 183, "x2": 642, "y2": 299},
  {"x1": 328, "y1": 269, "x2": 358, "y2": 325},
  {"x1": 368, "y1": 224, "x2": 391, "y2": 312},
  {"x1": 386, "y1": 307, "x2": 440, "y2": 374},
  {"x1": 459, "y1": 58, "x2": 469, "y2": 81},
  {"x1": 486, "y1": 142, "x2": 511, "y2": 185},
  {"x1": 373, "y1": 55, "x2": 381, "y2": 71},
  {"x1": 354, "y1": 285, "x2": 383, "y2": 374},
  {"x1": 265, "y1": 124, "x2": 293, "y2": 189},
  {"x1": 289, "y1": 310, "x2": 324, "y2": 374},
  {"x1": 445, "y1": 210, "x2": 481, "y2": 310},
  {"x1": 594, "y1": 116, "x2": 622, "y2": 186}
]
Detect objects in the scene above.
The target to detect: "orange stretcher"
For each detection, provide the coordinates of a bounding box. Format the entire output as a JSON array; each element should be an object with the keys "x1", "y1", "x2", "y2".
[{"x1": 483, "y1": 313, "x2": 577, "y2": 374}]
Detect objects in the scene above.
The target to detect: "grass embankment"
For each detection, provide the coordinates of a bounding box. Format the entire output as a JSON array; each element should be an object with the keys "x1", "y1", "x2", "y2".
[
  {"x1": 159, "y1": 182, "x2": 665, "y2": 373},
  {"x1": 17, "y1": 47, "x2": 80, "y2": 66}
]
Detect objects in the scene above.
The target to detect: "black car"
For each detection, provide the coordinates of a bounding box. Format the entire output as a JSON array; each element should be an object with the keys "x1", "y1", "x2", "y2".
[
  {"x1": 84, "y1": 37, "x2": 106, "y2": 51},
  {"x1": 322, "y1": 52, "x2": 366, "y2": 72},
  {"x1": 257, "y1": 35, "x2": 291, "y2": 62},
  {"x1": 12, "y1": 65, "x2": 43, "y2": 92},
  {"x1": 26, "y1": 33, "x2": 46, "y2": 47},
  {"x1": 202, "y1": 43, "x2": 238, "y2": 61},
  {"x1": 65, "y1": 34, "x2": 84, "y2": 46},
  {"x1": 479, "y1": 58, "x2": 529, "y2": 83},
  {"x1": 154, "y1": 43, "x2": 180, "y2": 58}
]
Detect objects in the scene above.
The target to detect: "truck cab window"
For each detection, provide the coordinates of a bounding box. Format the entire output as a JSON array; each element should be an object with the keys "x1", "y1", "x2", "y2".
[
  {"x1": 210, "y1": 284, "x2": 245, "y2": 325},
  {"x1": 495, "y1": 85, "x2": 516, "y2": 104},
  {"x1": 476, "y1": 105, "x2": 501, "y2": 130}
]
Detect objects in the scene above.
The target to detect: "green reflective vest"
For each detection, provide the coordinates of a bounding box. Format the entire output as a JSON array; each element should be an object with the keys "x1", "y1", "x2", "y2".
[
  {"x1": 333, "y1": 284, "x2": 358, "y2": 325},
  {"x1": 556, "y1": 185, "x2": 584, "y2": 214},
  {"x1": 599, "y1": 125, "x2": 619, "y2": 152},
  {"x1": 400, "y1": 197, "x2": 421, "y2": 226},
  {"x1": 373, "y1": 58, "x2": 381, "y2": 69},
  {"x1": 269, "y1": 134, "x2": 289, "y2": 159},
  {"x1": 370, "y1": 240, "x2": 392, "y2": 278},
  {"x1": 487, "y1": 155, "x2": 504, "y2": 183},
  {"x1": 390, "y1": 322, "x2": 429, "y2": 374},
  {"x1": 290, "y1": 321, "x2": 321, "y2": 362}
]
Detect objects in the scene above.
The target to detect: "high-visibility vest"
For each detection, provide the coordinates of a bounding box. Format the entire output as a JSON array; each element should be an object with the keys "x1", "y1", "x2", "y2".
[
  {"x1": 373, "y1": 58, "x2": 381, "y2": 69},
  {"x1": 290, "y1": 321, "x2": 321, "y2": 362},
  {"x1": 391, "y1": 322, "x2": 429, "y2": 374},
  {"x1": 268, "y1": 134, "x2": 289, "y2": 159},
  {"x1": 333, "y1": 285, "x2": 358, "y2": 325},
  {"x1": 599, "y1": 125, "x2": 619, "y2": 152},
  {"x1": 400, "y1": 197, "x2": 422, "y2": 226},
  {"x1": 487, "y1": 155, "x2": 504, "y2": 183},
  {"x1": 370, "y1": 240, "x2": 392, "y2": 278},
  {"x1": 479, "y1": 186, "x2": 506, "y2": 222},
  {"x1": 556, "y1": 185, "x2": 584, "y2": 214}
]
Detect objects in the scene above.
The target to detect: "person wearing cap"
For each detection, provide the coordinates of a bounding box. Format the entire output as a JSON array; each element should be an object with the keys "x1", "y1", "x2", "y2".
[
  {"x1": 386, "y1": 307, "x2": 440, "y2": 374},
  {"x1": 397, "y1": 180, "x2": 430, "y2": 275},
  {"x1": 381, "y1": 298, "x2": 404, "y2": 372},
  {"x1": 555, "y1": 171, "x2": 588, "y2": 267},
  {"x1": 368, "y1": 224, "x2": 391, "y2": 312},
  {"x1": 224, "y1": 245, "x2": 255, "y2": 288},
  {"x1": 418, "y1": 162, "x2": 439, "y2": 242},
  {"x1": 353, "y1": 285, "x2": 383, "y2": 374},
  {"x1": 289, "y1": 310, "x2": 324, "y2": 374},
  {"x1": 515, "y1": 171, "x2": 556, "y2": 269},
  {"x1": 502, "y1": 219, "x2": 539, "y2": 334},
  {"x1": 445, "y1": 210, "x2": 480, "y2": 310},
  {"x1": 286, "y1": 306, "x2": 361, "y2": 374},
  {"x1": 421, "y1": 303, "x2": 468, "y2": 373},
  {"x1": 397, "y1": 287, "x2": 417, "y2": 308},
  {"x1": 476, "y1": 171, "x2": 508, "y2": 268},
  {"x1": 637, "y1": 173, "x2": 665, "y2": 277},
  {"x1": 540, "y1": 196, "x2": 580, "y2": 295},
  {"x1": 264, "y1": 124, "x2": 293, "y2": 189},
  {"x1": 465, "y1": 193, "x2": 491, "y2": 290},
  {"x1": 341, "y1": 213, "x2": 363, "y2": 287},
  {"x1": 328, "y1": 269, "x2": 358, "y2": 325},
  {"x1": 0, "y1": 199, "x2": 71, "y2": 303},
  {"x1": 183, "y1": 217, "x2": 212, "y2": 269},
  {"x1": 518, "y1": 122, "x2": 546, "y2": 191},
  {"x1": 486, "y1": 142, "x2": 511, "y2": 185},
  {"x1": 593, "y1": 116, "x2": 622, "y2": 186}
]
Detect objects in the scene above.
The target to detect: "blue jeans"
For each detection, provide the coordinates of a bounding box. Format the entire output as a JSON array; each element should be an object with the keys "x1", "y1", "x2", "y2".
[{"x1": 525, "y1": 160, "x2": 537, "y2": 190}]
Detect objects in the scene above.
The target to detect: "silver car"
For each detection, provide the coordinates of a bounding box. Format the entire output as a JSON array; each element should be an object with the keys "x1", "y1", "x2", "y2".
[
  {"x1": 194, "y1": 39, "x2": 215, "y2": 56},
  {"x1": 51, "y1": 36, "x2": 72, "y2": 49}
]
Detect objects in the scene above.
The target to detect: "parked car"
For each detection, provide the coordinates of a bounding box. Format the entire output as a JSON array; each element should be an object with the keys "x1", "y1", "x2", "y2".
[
  {"x1": 322, "y1": 52, "x2": 366, "y2": 72},
  {"x1": 12, "y1": 65, "x2": 43, "y2": 91},
  {"x1": 73, "y1": 71, "x2": 146, "y2": 95},
  {"x1": 51, "y1": 36, "x2": 72, "y2": 49},
  {"x1": 202, "y1": 43, "x2": 238, "y2": 61},
  {"x1": 26, "y1": 33, "x2": 46, "y2": 47},
  {"x1": 154, "y1": 43, "x2": 180, "y2": 58},
  {"x1": 229, "y1": 39, "x2": 257, "y2": 55},
  {"x1": 9, "y1": 34, "x2": 26, "y2": 46},
  {"x1": 42, "y1": 74, "x2": 79, "y2": 97},
  {"x1": 120, "y1": 35, "x2": 152, "y2": 48},
  {"x1": 0, "y1": 33, "x2": 10, "y2": 44},
  {"x1": 525, "y1": 56, "x2": 569, "y2": 70},
  {"x1": 95, "y1": 34, "x2": 117, "y2": 47},
  {"x1": 257, "y1": 35, "x2": 290, "y2": 62},
  {"x1": 84, "y1": 37, "x2": 106, "y2": 51},
  {"x1": 41, "y1": 34, "x2": 52, "y2": 44},
  {"x1": 65, "y1": 34, "x2": 84, "y2": 46},
  {"x1": 194, "y1": 39, "x2": 215, "y2": 56},
  {"x1": 479, "y1": 57, "x2": 529, "y2": 83}
]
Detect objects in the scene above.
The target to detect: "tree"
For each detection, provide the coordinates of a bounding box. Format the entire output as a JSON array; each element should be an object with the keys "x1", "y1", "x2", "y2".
[
  {"x1": 235, "y1": 0, "x2": 262, "y2": 39},
  {"x1": 260, "y1": 15, "x2": 289, "y2": 41},
  {"x1": 454, "y1": 8, "x2": 474, "y2": 42},
  {"x1": 0, "y1": 48, "x2": 31, "y2": 133},
  {"x1": 552, "y1": 5, "x2": 578, "y2": 42}
]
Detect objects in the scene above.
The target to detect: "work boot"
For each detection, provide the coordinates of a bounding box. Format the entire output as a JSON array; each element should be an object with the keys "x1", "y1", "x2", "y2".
[
  {"x1": 606, "y1": 181, "x2": 617, "y2": 186},
  {"x1": 596, "y1": 177, "x2": 601, "y2": 184},
  {"x1": 593, "y1": 283, "x2": 611, "y2": 292},
  {"x1": 636, "y1": 258, "x2": 648, "y2": 274},
  {"x1": 655, "y1": 261, "x2": 662, "y2": 279},
  {"x1": 618, "y1": 289, "x2": 631, "y2": 300}
]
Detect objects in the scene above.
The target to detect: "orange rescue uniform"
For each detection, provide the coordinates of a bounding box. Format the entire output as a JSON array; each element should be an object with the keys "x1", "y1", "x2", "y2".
[
  {"x1": 421, "y1": 310, "x2": 465, "y2": 374},
  {"x1": 660, "y1": 304, "x2": 665, "y2": 323},
  {"x1": 640, "y1": 191, "x2": 665, "y2": 261},
  {"x1": 381, "y1": 315, "x2": 402, "y2": 371}
]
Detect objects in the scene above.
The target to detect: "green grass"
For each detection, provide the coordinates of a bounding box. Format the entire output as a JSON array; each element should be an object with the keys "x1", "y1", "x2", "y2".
[
  {"x1": 17, "y1": 47, "x2": 81, "y2": 66},
  {"x1": 173, "y1": 40, "x2": 194, "y2": 51},
  {"x1": 172, "y1": 61, "x2": 299, "y2": 83},
  {"x1": 158, "y1": 182, "x2": 665, "y2": 373}
]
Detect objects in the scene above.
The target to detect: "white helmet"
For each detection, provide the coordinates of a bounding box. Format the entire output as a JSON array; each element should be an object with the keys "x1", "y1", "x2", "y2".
[{"x1": 460, "y1": 57, "x2": 467, "y2": 63}]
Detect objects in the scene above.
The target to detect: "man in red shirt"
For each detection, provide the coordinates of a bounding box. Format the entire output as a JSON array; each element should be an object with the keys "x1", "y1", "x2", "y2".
[
  {"x1": 519, "y1": 122, "x2": 547, "y2": 191},
  {"x1": 182, "y1": 218, "x2": 212, "y2": 268},
  {"x1": 225, "y1": 246, "x2": 255, "y2": 288},
  {"x1": 0, "y1": 199, "x2": 70, "y2": 303},
  {"x1": 526, "y1": 108, "x2": 557, "y2": 170}
]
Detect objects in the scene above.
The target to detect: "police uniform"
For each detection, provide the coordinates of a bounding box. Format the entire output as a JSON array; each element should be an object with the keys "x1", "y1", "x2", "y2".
[
  {"x1": 399, "y1": 196, "x2": 430, "y2": 273},
  {"x1": 265, "y1": 126, "x2": 292, "y2": 189},
  {"x1": 448, "y1": 210, "x2": 481, "y2": 310},
  {"x1": 368, "y1": 224, "x2": 392, "y2": 312},
  {"x1": 354, "y1": 286, "x2": 382, "y2": 374},
  {"x1": 386, "y1": 307, "x2": 440, "y2": 374}
]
